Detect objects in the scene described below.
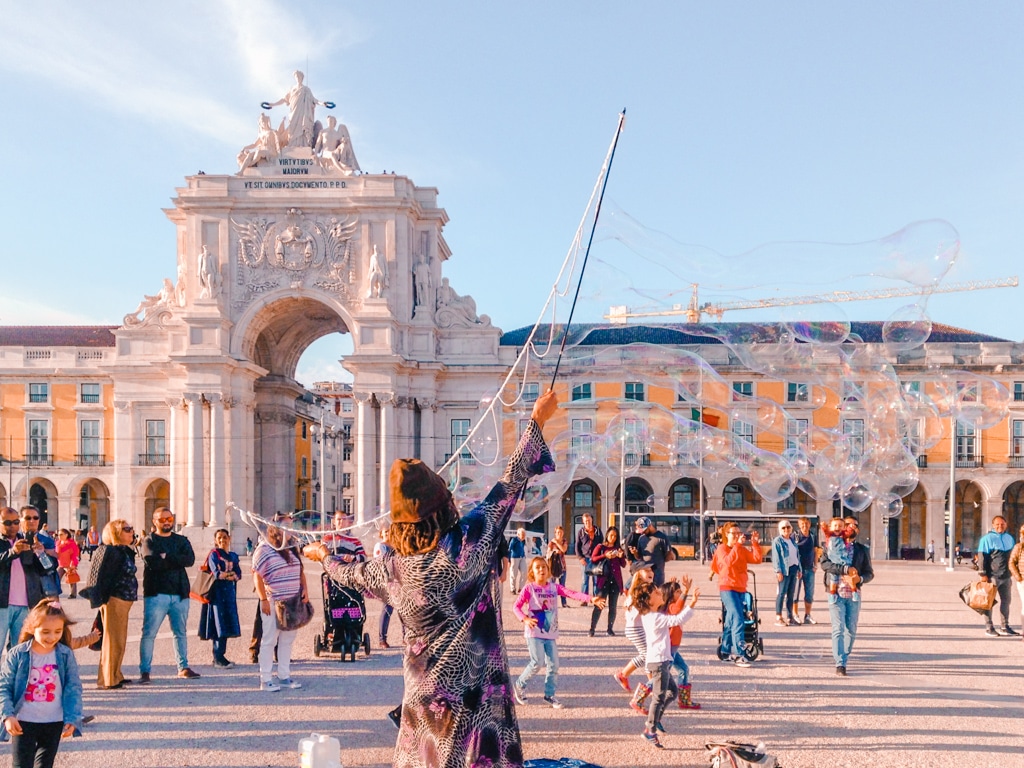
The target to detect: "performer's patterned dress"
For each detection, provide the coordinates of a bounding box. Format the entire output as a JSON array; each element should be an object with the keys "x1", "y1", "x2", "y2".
[{"x1": 323, "y1": 420, "x2": 552, "y2": 768}]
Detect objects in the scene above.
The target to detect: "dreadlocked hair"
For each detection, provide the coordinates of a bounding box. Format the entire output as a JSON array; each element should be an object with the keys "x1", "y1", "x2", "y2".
[{"x1": 389, "y1": 501, "x2": 460, "y2": 556}]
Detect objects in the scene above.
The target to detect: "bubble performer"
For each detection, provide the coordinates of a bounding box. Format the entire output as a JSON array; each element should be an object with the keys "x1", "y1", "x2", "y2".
[{"x1": 304, "y1": 390, "x2": 559, "y2": 768}]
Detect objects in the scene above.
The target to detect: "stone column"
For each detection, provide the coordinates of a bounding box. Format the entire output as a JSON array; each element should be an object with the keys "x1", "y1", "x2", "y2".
[
  {"x1": 926, "y1": 498, "x2": 948, "y2": 563},
  {"x1": 354, "y1": 392, "x2": 376, "y2": 524},
  {"x1": 379, "y1": 393, "x2": 395, "y2": 518},
  {"x1": 166, "y1": 398, "x2": 184, "y2": 525},
  {"x1": 111, "y1": 400, "x2": 133, "y2": 519},
  {"x1": 208, "y1": 394, "x2": 226, "y2": 527},
  {"x1": 184, "y1": 393, "x2": 205, "y2": 528},
  {"x1": 420, "y1": 399, "x2": 436, "y2": 467}
]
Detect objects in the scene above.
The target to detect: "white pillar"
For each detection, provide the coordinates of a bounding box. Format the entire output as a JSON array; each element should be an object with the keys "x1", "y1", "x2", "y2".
[
  {"x1": 166, "y1": 398, "x2": 184, "y2": 526},
  {"x1": 184, "y1": 393, "x2": 204, "y2": 528},
  {"x1": 355, "y1": 393, "x2": 375, "y2": 524},
  {"x1": 379, "y1": 394, "x2": 395, "y2": 517},
  {"x1": 209, "y1": 395, "x2": 226, "y2": 527},
  {"x1": 420, "y1": 400, "x2": 436, "y2": 467}
]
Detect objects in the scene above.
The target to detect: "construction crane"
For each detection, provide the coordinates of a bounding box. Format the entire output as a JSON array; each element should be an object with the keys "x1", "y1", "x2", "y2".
[{"x1": 605, "y1": 277, "x2": 1019, "y2": 324}]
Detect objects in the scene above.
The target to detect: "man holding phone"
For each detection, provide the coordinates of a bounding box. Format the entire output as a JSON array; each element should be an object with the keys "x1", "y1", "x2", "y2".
[
  {"x1": 710, "y1": 522, "x2": 763, "y2": 666},
  {"x1": 0, "y1": 506, "x2": 58, "y2": 649}
]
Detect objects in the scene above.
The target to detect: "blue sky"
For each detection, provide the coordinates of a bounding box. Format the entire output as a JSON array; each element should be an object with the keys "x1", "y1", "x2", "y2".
[{"x1": 1, "y1": 2, "x2": 1021, "y2": 385}]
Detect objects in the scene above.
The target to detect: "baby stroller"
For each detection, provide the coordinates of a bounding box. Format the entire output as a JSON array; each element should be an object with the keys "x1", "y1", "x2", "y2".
[
  {"x1": 716, "y1": 571, "x2": 763, "y2": 661},
  {"x1": 313, "y1": 572, "x2": 371, "y2": 662}
]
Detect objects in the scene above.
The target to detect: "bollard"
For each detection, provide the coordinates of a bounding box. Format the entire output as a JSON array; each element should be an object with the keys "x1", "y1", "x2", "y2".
[{"x1": 299, "y1": 733, "x2": 342, "y2": 768}]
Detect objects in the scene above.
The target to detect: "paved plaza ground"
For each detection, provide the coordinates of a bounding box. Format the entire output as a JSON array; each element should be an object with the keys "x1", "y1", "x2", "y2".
[{"x1": 14, "y1": 558, "x2": 1023, "y2": 768}]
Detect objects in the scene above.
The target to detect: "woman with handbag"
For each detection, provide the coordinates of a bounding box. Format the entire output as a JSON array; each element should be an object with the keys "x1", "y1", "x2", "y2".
[
  {"x1": 82, "y1": 519, "x2": 138, "y2": 689},
  {"x1": 252, "y1": 519, "x2": 310, "y2": 692},
  {"x1": 55, "y1": 529, "x2": 81, "y2": 599},
  {"x1": 198, "y1": 529, "x2": 242, "y2": 668},
  {"x1": 547, "y1": 526, "x2": 569, "y2": 607},
  {"x1": 589, "y1": 526, "x2": 627, "y2": 636}
]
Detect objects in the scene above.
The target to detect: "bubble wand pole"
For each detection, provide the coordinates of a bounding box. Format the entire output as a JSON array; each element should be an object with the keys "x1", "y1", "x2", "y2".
[{"x1": 549, "y1": 109, "x2": 627, "y2": 390}]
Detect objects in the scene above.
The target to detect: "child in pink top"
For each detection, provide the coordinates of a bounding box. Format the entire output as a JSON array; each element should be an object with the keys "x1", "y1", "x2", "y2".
[{"x1": 512, "y1": 556, "x2": 604, "y2": 708}]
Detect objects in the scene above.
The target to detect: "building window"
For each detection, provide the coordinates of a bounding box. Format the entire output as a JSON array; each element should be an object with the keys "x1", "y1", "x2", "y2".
[
  {"x1": 574, "y1": 483, "x2": 594, "y2": 508},
  {"x1": 732, "y1": 381, "x2": 753, "y2": 400},
  {"x1": 903, "y1": 380, "x2": 921, "y2": 396},
  {"x1": 80, "y1": 420, "x2": 100, "y2": 461},
  {"x1": 29, "y1": 383, "x2": 48, "y2": 404},
  {"x1": 1013, "y1": 420, "x2": 1024, "y2": 456},
  {"x1": 670, "y1": 483, "x2": 693, "y2": 509},
  {"x1": 301, "y1": 457, "x2": 308, "y2": 478},
  {"x1": 571, "y1": 383, "x2": 592, "y2": 402},
  {"x1": 956, "y1": 421, "x2": 977, "y2": 461},
  {"x1": 843, "y1": 419, "x2": 865, "y2": 460},
  {"x1": 331, "y1": 465, "x2": 337, "y2": 483},
  {"x1": 624, "y1": 382, "x2": 645, "y2": 402},
  {"x1": 570, "y1": 418, "x2": 593, "y2": 463},
  {"x1": 342, "y1": 400, "x2": 354, "y2": 413},
  {"x1": 331, "y1": 496, "x2": 336, "y2": 513},
  {"x1": 28, "y1": 420, "x2": 48, "y2": 462},
  {"x1": 841, "y1": 380, "x2": 864, "y2": 404},
  {"x1": 301, "y1": 421, "x2": 308, "y2": 439},
  {"x1": 732, "y1": 416, "x2": 754, "y2": 454},
  {"x1": 723, "y1": 483, "x2": 744, "y2": 509},
  {"x1": 786, "y1": 382, "x2": 808, "y2": 403},
  {"x1": 146, "y1": 420, "x2": 166, "y2": 461},
  {"x1": 342, "y1": 473, "x2": 352, "y2": 489},
  {"x1": 1013, "y1": 382, "x2": 1024, "y2": 403},
  {"x1": 312, "y1": 493, "x2": 318, "y2": 511},
  {"x1": 342, "y1": 499, "x2": 352, "y2": 514},
  {"x1": 343, "y1": 446, "x2": 352, "y2": 461},
  {"x1": 312, "y1": 459, "x2": 318, "y2": 479},
  {"x1": 451, "y1": 419, "x2": 471, "y2": 460},
  {"x1": 521, "y1": 382, "x2": 539, "y2": 403},
  {"x1": 777, "y1": 494, "x2": 796, "y2": 510},
  {"x1": 80, "y1": 383, "x2": 101, "y2": 404},
  {"x1": 787, "y1": 419, "x2": 809, "y2": 451},
  {"x1": 301, "y1": 490, "x2": 308, "y2": 509}
]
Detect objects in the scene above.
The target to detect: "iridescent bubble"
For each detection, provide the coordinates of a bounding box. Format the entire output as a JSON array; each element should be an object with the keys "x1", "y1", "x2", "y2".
[
  {"x1": 842, "y1": 484, "x2": 873, "y2": 514},
  {"x1": 877, "y1": 492, "x2": 904, "y2": 519},
  {"x1": 882, "y1": 303, "x2": 932, "y2": 354}
]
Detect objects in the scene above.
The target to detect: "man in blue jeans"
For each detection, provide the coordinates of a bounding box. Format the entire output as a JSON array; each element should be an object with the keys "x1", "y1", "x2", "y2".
[
  {"x1": 138, "y1": 507, "x2": 200, "y2": 683},
  {"x1": 819, "y1": 515, "x2": 873, "y2": 676}
]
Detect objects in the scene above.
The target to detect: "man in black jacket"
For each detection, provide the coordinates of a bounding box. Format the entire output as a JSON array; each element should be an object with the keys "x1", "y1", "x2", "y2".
[
  {"x1": 0, "y1": 506, "x2": 56, "y2": 649},
  {"x1": 138, "y1": 507, "x2": 200, "y2": 683},
  {"x1": 819, "y1": 515, "x2": 874, "y2": 676}
]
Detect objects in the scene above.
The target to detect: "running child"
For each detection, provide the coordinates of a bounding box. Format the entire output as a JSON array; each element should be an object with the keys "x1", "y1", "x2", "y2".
[
  {"x1": 634, "y1": 580, "x2": 700, "y2": 748},
  {"x1": 663, "y1": 577, "x2": 701, "y2": 710},
  {"x1": 513, "y1": 556, "x2": 605, "y2": 709},
  {"x1": 0, "y1": 599, "x2": 84, "y2": 768}
]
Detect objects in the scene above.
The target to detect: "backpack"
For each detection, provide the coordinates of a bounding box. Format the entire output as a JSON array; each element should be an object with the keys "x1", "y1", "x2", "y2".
[{"x1": 707, "y1": 742, "x2": 780, "y2": 768}]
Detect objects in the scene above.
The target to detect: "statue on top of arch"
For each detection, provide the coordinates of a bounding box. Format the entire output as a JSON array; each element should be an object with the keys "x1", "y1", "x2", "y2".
[{"x1": 237, "y1": 70, "x2": 360, "y2": 175}]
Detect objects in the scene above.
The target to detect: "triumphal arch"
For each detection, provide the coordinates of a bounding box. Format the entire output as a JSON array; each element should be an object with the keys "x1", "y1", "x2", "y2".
[{"x1": 115, "y1": 75, "x2": 503, "y2": 536}]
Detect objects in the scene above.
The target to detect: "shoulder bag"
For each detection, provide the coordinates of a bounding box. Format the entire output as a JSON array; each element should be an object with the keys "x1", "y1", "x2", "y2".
[
  {"x1": 273, "y1": 553, "x2": 314, "y2": 631},
  {"x1": 189, "y1": 552, "x2": 218, "y2": 604}
]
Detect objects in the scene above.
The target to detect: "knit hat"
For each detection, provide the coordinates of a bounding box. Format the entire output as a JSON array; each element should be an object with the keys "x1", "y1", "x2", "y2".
[{"x1": 389, "y1": 459, "x2": 454, "y2": 524}]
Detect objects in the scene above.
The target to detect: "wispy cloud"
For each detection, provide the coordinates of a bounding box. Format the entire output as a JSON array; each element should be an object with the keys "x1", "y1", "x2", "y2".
[{"x1": 0, "y1": 0, "x2": 362, "y2": 146}]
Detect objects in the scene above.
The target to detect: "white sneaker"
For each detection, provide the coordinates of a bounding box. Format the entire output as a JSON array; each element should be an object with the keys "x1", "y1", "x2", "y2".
[
  {"x1": 543, "y1": 696, "x2": 564, "y2": 709},
  {"x1": 513, "y1": 683, "x2": 527, "y2": 705},
  {"x1": 261, "y1": 680, "x2": 281, "y2": 692},
  {"x1": 278, "y1": 678, "x2": 302, "y2": 689}
]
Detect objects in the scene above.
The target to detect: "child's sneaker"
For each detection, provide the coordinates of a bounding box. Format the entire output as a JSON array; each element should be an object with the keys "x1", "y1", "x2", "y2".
[
  {"x1": 513, "y1": 683, "x2": 527, "y2": 705},
  {"x1": 642, "y1": 728, "x2": 664, "y2": 749},
  {"x1": 543, "y1": 696, "x2": 564, "y2": 709},
  {"x1": 614, "y1": 671, "x2": 632, "y2": 692},
  {"x1": 260, "y1": 680, "x2": 281, "y2": 692}
]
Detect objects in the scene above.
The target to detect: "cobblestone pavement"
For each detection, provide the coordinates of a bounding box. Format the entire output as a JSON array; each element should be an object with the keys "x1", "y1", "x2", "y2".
[{"x1": 19, "y1": 559, "x2": 1024, "y2": 768}]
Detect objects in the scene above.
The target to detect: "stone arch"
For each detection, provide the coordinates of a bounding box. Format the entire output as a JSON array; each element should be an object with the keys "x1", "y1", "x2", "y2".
[
  {"x1": 232, "y1": 291, "x2": 356, "y2": 380},
  {"x1": 889, "y1": 483, "x2": 928, "y2": 558},
  {"x1": 24, "y1": 478, "x2": 59, "y2": 529},
  {"x1": 723, "y1": 477, "x2": 761, "y2": 512},
  {"x1": 1000, "y1": 481, "x2": 1024, "y2": 533},
  {"x1": 144, "y1": 478, "x2": 170, "y2": 521},
  {"x1": 946, "y1": 480, "x2": 986, "y2": 551},
  {"x1": 70, "y1": 477, "x2": 111, "y2": 532}
]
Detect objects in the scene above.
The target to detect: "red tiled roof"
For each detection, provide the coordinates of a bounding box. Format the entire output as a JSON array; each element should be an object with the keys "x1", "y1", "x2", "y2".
[{"x1": 0, "y1": 326, "x2": 118, "y2": 347}]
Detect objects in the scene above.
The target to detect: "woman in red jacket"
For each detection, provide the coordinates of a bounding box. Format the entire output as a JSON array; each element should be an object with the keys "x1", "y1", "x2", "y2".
[{"x1": 709, "y1": 522, "x2": 762, "y2": 666}]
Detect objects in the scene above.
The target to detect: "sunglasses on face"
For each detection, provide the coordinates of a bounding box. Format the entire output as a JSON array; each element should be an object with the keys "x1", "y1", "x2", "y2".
[
  {"x1": 122, "y1": 526, "x2": 134, "y2": 533},
  {"x1": 22, "y1": 516, "x2": 39, "y2": 521},
  {"x1": 2, "y1": 521, "x2": 19, "y2": 526}
]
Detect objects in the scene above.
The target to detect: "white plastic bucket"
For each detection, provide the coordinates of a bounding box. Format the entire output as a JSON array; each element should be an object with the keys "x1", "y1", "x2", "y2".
[{"x1": 299, "y1": 733, "x2": 342, "y2": 768}]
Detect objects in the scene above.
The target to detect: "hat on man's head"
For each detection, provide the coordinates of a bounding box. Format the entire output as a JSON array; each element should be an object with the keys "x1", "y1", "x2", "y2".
[
  {"x1": 629, "y1": 560, "x2": 653, "y2": 576},
  {"x1": 390, "y1": 459, "x2": 454, "y2": 524},
  {"x1": 636, "y1": 516, "x2": 654, "y2": 530}
]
